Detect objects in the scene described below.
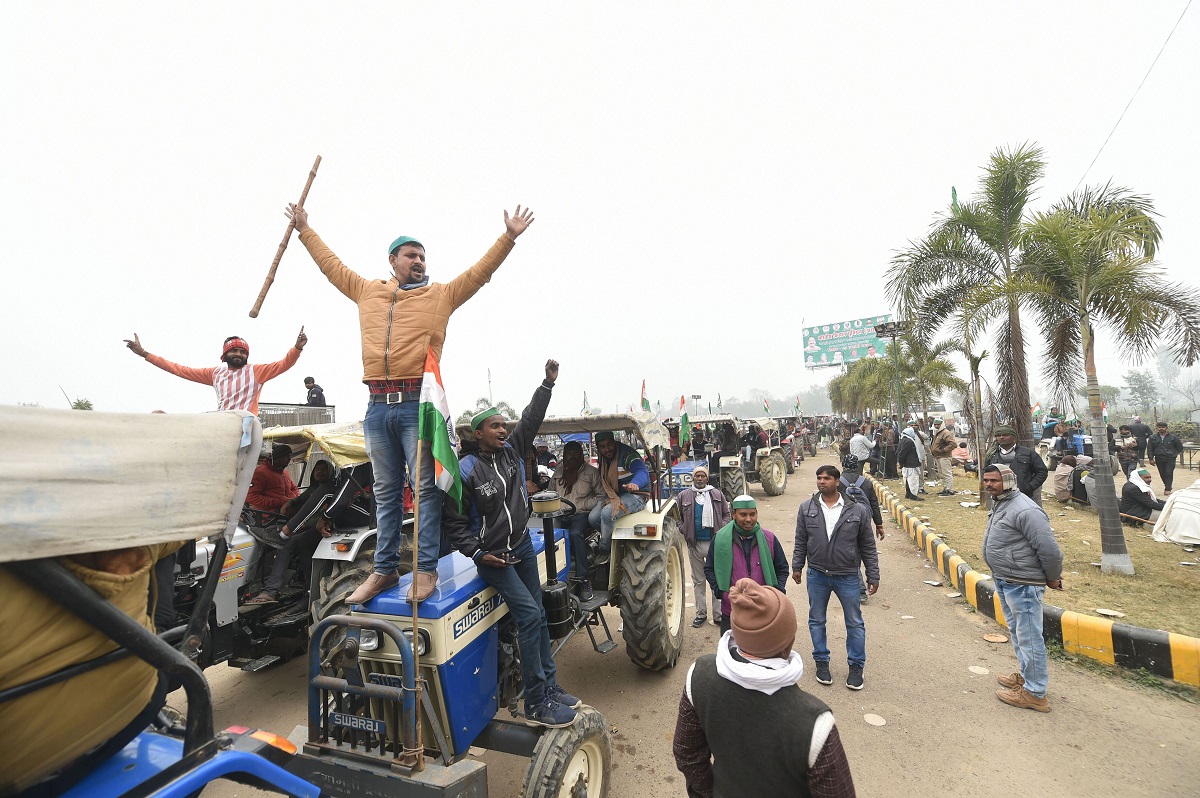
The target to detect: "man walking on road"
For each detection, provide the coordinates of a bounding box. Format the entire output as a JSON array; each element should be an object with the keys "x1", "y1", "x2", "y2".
[
  {"x1": 793, "y1": 464, "x2": 879, "y2": 690},
  {"x1": 125, "y1": 330, "x2": 306, "y2": 414},
  {"x1": 897, "y1": 420, "x2": 924, "y2": 502},
  {"x1": 704, "y1": 495, "x2": 789, "y2": 636},
  {"x1": 285, "y1": 203, "x2": 535, "y2": 604},
  {"x1": 673, "y1": 578, "x2": 856, "y2": 798},
  {"x1": 679, "y1": 465, "x2": 732, "y2": 628},
  {"x1": 930, "y1": 418, "x2": 957, "y2": 496},
  {"x1": 981, "y1": 464, "x2": 1063, "y2": 713},
  {"x1": 1148, "y1": 422, "x2": 1184, "y2": 494}
]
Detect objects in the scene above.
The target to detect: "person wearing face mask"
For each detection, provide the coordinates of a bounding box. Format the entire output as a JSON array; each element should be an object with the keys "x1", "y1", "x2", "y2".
[
  {"x1": 678, "y1": 465, "x2": 732, "y2": 628},
  {"x1": 285, "y1": 202, "x2": 535, "y2": 605},
  {"x1": 984, "y1": 424, "x2": 1047, "y2": 503},
  {"x1": 123, "y1": 329, "x2": 306, "y2": 413}
]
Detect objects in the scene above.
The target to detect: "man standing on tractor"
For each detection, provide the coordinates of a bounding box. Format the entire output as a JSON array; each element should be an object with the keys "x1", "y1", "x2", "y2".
[
  {"x1": 678, "y1": 465, "x2": 732, "y2": 628},
  {"x1": 443, "y1": 360, "x2": 583, "y2": 728},
  {"x1": 588, "y1": 430, "x2": 651, "y2": 567},
  {"x1": 703, "y1": 495, "x2": 790, "y2": 636},
  {"x1": 124, "y1": 329, "x2": 306, "y2": 414},
  {"x1": 285, "y1": 202, "x2": 535, "y2": 605}
]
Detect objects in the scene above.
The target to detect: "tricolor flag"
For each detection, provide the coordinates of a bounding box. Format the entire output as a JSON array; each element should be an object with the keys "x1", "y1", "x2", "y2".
[
  {"x1": 641, "y1": 379, "x2": 651, "y2": 412},
  {"x1": 717, "y1": 392, "x2": 723, "y2": 409},
  {"x1": 419, "y1": 347, "x2": 463, "y2": 511},
  {"x1": 1031, "y1": 402, "x2": 1041, "y2": 416},
  {"x1": 581, "y1": 392, "x2": 593, "y2": 416},
  {"x1": 794, "y1": 395, "x2": 802, "y2": 416},
  {"x1": 763, "y1": 398, "x2": 771, "y2": 415},
  {"x1": 679, "y1": 395, "x2": 690, "y2": 447}
]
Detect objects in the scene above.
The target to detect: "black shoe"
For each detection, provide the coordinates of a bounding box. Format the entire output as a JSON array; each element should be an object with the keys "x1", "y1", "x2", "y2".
[
  {"x1": 594, "y1": 549, "x2": 610, "y2": 569},
  {"x1": 918, "y1": 488, "x2": 928, "y2": 494},
  {"x1": 939, "y1": 489, "x2": 957, "y2": 496},
  {"x1": 847, "y1": 665, "x2": 864, "y2": 690},
  {"x1": 692, "y1": 615, "x2": 707, "y2": 628},
  {"x1": 815, "y1": 662, "x2": 833, "y2": 685}
]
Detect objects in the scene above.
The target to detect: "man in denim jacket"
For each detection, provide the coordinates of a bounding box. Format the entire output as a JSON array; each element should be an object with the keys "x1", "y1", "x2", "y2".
[{"x1": 981, "y1": 464, "x2": 1063, "y2": 713}]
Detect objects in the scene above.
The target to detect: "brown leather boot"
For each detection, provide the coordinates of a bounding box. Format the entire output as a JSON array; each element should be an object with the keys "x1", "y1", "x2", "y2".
[
  {"x1": 347, "y1": 572, "x2": 399, "y2": 605},
  {"x1": 407, "y1": 570, "x2": 439, "y2": 603},
  {"x1": 996, "y1": 672, "x2": 1024, "y2": 689},
  {"x1": 996, "y1": 686, "x2": 1050, "y2": 712}
]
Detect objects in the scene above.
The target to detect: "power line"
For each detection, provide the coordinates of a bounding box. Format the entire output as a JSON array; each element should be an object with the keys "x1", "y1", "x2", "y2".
[{"x1": 1075, "y1": 0, "x2": 1193, "y2": 189}]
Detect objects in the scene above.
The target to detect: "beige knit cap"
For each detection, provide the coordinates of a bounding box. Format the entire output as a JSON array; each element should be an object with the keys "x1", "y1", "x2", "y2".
[{"x1": 729, "y1": 578, "x2": 797, "y2": 658}]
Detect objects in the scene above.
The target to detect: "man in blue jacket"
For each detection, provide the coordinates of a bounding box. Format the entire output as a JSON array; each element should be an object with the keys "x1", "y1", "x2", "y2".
[
  {"x1": 443, "y1": 359, "x2": 582, "y2": 729},
  {"x1": 981, "y1": 464, "x2": 1063, "y2": 713},
  {"x1": 588, "y1": 429, "x2": 651, "y2": 563},
  {"x1": 792, "y1": 464, "x2": 879, "y2": 691}
]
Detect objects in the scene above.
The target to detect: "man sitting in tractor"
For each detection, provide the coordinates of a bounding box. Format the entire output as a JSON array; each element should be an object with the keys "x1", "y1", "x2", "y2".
[
  {"x1": 703, "y1": 495, "x2": 790, "y2": 635},
  {"x1": 246, "y1": 444, "x2": 300, "y2": 512},
  {"x1": 444, "y1": 360, "x2": 583, "y2": 729},
  {"x1": 588, "y1": 430, "x2": 651, "y2": 565}
]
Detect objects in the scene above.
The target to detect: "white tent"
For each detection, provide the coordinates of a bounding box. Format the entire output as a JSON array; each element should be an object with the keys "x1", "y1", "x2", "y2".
[{"x1": 1152, "y1": 476, "x2": 1200, "y2": 547}]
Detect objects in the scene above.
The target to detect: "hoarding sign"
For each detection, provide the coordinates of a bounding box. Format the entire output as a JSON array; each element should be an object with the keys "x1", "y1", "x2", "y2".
[{"x1": 801, "y1": 315, "x2": 892, "y2": 368}]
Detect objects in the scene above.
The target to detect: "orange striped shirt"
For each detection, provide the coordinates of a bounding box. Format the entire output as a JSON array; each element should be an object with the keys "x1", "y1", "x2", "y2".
[{"x1": 145, "y1": 347, "x2": 301, "y2": 413}]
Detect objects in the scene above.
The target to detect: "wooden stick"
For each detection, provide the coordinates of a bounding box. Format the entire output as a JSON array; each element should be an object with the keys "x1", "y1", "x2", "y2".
[{"x1": 249, "y1": 155, "x2": 322, "y2": 318}]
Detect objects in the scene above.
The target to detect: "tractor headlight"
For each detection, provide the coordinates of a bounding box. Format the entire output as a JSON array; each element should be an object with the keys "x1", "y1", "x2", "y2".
[
  {"x1": 406, "y1": 629, "x2": 429, "y2": 656},
  {"x1": 359, "y1": 629, "x2": 379, "y2": 651},
  {"x1": 359, "y1": 627, "x2": 429, "y2": 656}
]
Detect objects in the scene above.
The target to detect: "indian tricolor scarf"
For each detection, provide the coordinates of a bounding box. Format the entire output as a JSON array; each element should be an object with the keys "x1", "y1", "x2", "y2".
[{"x1": 419, "y1": 347, "x2": 463, "y2": 511}]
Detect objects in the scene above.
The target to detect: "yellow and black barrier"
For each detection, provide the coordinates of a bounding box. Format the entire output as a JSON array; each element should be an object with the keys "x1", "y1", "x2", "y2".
[{"x1": 867, "y1": 476, "x2": 1200, "y2": 688}]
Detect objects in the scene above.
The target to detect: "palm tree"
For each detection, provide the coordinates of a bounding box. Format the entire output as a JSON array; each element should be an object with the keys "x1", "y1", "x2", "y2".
[
  {"x1": 1015, "y1": 183, "x2": 1200, "y2": 574},
  {"x1": 894, "y1": 333, "x2": 967, "y2": 422},
  {"x1": 828, "y1": 358, "x2": 892, "y2": 418},
  {"x1": 455, "y1": 397, "x2": 518, "y2": 427},
  {"x1": 886, "y1": 143, "x2": 1045, "y2": 447}
]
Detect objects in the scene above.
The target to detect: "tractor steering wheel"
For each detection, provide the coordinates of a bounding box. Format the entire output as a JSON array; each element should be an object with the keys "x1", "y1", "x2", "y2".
[{"x1": 560, "y1": 497, "x2": 578, "y2": 515}]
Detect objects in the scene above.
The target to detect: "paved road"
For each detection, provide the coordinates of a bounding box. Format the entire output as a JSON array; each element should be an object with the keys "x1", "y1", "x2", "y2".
[{"x1": 199, "y1": 449, "x2": 1198, "y2": 796}]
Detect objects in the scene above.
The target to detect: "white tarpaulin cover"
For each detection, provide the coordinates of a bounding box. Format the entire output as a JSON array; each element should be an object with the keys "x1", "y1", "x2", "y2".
[
  {"x1": 1152, "y1": 476, "x2": 1200, "y2": 547},
  {"x1": 0, "y1": 406, "x2": 261, "y2": 562}
]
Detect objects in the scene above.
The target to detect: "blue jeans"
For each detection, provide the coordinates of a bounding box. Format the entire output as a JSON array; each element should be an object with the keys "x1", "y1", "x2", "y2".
[
  {"x1": 994, "y1": 578, "x2": 1049, "y2": 697},
  {"x1": 363, "y1": 400, "x2": 442, "y2": 576},
  {"x1": 806, "y1": 570, "x2": 866, "y2": 667},
  {"x1": 566, "y1": 512, "x2": 594, "y2": 578},
  {"x1": 476, "y1": 534, "x2": 557, "y2": 705},
  {"x1": 588, "y1": 493, "x2": 648, "y2": 551}
]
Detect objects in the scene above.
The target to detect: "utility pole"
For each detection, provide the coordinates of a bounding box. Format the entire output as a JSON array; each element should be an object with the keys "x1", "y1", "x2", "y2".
[
  {"x1": 487, "y1": 368, "x2": 493, "y2": 405},
  {"x1": 874, "y1": 320, "x2": 907, "y2": 421},
  {"x1": 691, "y1": 394, "x2": 701, "y2": 416}
]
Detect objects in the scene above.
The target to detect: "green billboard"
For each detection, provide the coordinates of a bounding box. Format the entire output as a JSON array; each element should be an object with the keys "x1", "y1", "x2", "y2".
[{"x1": 801, "y1": 315, "x2": 893, "y2": 368}]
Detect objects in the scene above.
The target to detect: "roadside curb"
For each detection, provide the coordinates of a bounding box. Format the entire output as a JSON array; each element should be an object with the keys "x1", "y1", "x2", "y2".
[{"x1": 866, "y1": 476, "x2": 1200, "y2": 688}]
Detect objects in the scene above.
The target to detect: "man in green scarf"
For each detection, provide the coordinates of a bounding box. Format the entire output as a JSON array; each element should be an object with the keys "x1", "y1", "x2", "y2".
[{"x1": 703, "y1": 495, "x2": 789, "y2": 635}]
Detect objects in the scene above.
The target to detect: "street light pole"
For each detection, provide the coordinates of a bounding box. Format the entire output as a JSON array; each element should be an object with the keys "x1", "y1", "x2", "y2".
[
  {"x1": 874, "y1": 320, "x2": 907, "y2": 422},
  {"x1": 691, "y1": 394, "x2": 701, "y2": 416}
]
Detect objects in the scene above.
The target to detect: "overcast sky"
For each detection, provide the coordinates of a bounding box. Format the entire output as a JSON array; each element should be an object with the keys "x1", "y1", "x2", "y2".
[{"x1": 4, "y1": 2, "x2": 1197, "y2": 420}]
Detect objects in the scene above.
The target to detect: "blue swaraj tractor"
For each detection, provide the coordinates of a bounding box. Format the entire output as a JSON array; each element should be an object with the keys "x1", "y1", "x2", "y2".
[
  {"x1": 0, "y1": 407, "x2": 320, "y2": 797},
  {"x1": 282, "y1": 413, "x2": 687, "y2": 796}
]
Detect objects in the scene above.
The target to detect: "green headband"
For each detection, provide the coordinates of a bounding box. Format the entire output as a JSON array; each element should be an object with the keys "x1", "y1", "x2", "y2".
[
  {"x1": 731, "y1": 495, "x2": 757, "y2": 510},
  {"x1": 471, "y1": 407, "x2": 502, "y2": 431},
  {"x1": 388, "y1": 235, "x2": 424, "y2": 255}
]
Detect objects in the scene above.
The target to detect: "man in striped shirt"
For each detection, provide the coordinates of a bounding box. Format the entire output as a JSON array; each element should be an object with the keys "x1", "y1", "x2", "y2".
[{"x1": 124, "y1": 328, "x2": 306, "y2": 414}]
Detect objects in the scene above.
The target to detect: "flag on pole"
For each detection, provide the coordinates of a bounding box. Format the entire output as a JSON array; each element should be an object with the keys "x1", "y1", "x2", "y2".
[
  {"x1": 679, "y1": 395, "x2": 690, "y2": 448},
  {"x1": 581, "y1": 392, "x2": 592, "y2": 416},
  {"x1": 708, "y1": 402, "x2": 712, "y2": 414},
  {"x1": 794, "y1": 395, "x2": 802, "y2": 416},
  {"x1": 717, "y1": 392, "x2": 722, "y2": 409},
  {"x1": 1031, "y1": 401, "x2": 1041, "y2": 416},
  {"x1": 419, "y1": 347, "x2": 463, "y2": 511},
  {"x1": 951, "y1": 186, "x2": 960, "y2": 214},
  {"x1": 763, "y1": 398, "x2": 770, "y2": 415},
  {"x1": 641, "y1": 379, "x2": 651, "y2": 412}
]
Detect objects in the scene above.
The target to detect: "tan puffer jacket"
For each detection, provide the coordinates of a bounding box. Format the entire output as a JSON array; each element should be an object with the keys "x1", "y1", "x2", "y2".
[{"x1": 299, "y1": 228, "x2": 515, "y2": 381}]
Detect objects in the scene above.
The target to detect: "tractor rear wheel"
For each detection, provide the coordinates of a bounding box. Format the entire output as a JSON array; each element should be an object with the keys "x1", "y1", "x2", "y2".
[
  {"x1": 759, "y1": 452, "x2": 788, "y2": 496},
  {"x1": 720, "y1": 466, "x2": 746, "y2": 501},
  {"x1": 522, "y1": 706, "x2": 611, "y2": 798},
  {"x1": 782, "y1": 443, "x2": 796, "y2": 474},
  {"x1": 618, "y1": 517, "x2": 685, "y2": 671}
]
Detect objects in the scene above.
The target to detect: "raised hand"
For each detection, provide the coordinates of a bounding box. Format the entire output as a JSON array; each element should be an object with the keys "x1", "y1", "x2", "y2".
[
  {"x1": 504, "y1": 205, "x2": 535, "y2": 239},
  {"x1": 545, "y1": 358, "x2": 559, "y2": 383},
  {"x1": 286, "y1": 203, "x2": 310, "y2": 233},
  {"x1": 124, "y1": 333, "x2": 147, "y2": 358},
  {"x1": 296, "y1": 326, "x2": 308, "y2": 350}
]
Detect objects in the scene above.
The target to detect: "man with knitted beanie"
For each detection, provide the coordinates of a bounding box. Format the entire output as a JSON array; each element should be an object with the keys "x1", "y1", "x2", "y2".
[
  {"x1": 673, "y1": 578, "x2": 857, "y2": 797},
  {"x1": 703, "y1": 495, "x2": 790, "y2": 637}
]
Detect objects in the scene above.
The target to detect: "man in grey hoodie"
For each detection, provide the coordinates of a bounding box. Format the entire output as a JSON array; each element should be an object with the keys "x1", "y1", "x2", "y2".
[{"x1": 981, "y1": 464, "x2": 1063, "y2": 713}]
